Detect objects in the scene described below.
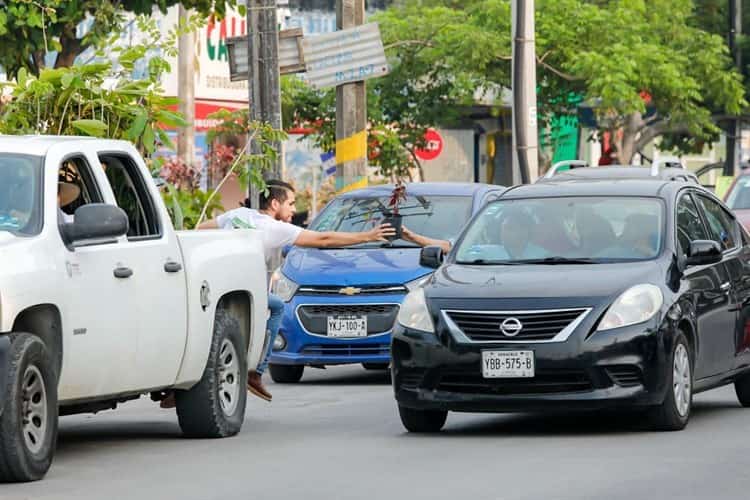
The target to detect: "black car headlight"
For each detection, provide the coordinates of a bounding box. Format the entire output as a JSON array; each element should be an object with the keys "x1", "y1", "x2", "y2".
[
  {"x1": 397, "y1": 289, "x2": 435, "y2": 333},
  {"x1": 598, "y1": 284, "x2": 663, "y2": 331}
]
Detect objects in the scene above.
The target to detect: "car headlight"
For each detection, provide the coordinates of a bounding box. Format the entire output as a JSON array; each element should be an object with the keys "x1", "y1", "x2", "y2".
[
  {"x1": 269, "y1": 269, "x2": 298, "y2": 302},
  {"x1": 397, "y1": 289, "x2": 435, "y2": 333},
  {"x1": 405, "y1": 273, "x2": 433, "y2": 292},
  {"x1": 598, "y1": 284, "x2": 663, "y2": 331}
]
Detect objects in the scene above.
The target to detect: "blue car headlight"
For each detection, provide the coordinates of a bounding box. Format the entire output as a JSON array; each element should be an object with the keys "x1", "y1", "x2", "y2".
[{"x1": 269, "y1": 269, "x2": 299, "y2": 302}]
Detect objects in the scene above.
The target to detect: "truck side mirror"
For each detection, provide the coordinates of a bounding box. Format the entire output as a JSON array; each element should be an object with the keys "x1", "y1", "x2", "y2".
[
  {"x1": 62, "y1": 204, "x2": 129, "y2": 246},
  {"x1": 420, "y1": 246, "x2": 444, "y2": 269}
]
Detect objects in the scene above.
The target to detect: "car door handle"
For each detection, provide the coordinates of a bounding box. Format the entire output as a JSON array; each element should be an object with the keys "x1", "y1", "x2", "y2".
[
  {"x1": 114, "y1": 266, "x2": 133, "y2": 279},
  {"x1": 720, "y1": 282, "x2": 731, "y2": 292},
  {"x1": 164, "y1": 261, "x2": 183, "y2": 273}
]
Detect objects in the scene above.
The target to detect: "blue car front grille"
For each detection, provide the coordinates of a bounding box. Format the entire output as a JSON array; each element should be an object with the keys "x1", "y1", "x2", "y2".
[
  {"x1": 301, "y1": 344, "x2": 391, "y2": 357},
  {"x1": 297, "y1": 304, "x2": 400, "y2": 335}
]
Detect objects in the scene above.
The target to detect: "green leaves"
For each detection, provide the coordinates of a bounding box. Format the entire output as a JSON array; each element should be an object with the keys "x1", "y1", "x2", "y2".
[{"x1": 72, "y1": 119, "x2": 108, "y2": 136}]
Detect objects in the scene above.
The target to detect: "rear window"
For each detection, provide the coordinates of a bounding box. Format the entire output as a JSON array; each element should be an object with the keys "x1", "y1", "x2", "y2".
[{"x1": 0, "y1": 154, "x2": 43, "y2": 236}]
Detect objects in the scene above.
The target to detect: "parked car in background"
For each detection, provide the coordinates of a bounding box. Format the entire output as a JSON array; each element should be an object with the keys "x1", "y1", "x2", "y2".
[
  {"x1": 266, "y1": 182, "x2": 505, "y2": 383},
  {"x1": 393, "y1": 176, "x2": 750, "y2": 433},
  {"x1": 723, "y1": 170, "x2": 750, "y2": 231}
]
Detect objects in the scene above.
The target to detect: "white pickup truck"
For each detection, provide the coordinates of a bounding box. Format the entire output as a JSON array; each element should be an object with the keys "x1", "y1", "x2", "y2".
[{"x1": 0, "y1": 136, "x2": 267, "y2": 482}]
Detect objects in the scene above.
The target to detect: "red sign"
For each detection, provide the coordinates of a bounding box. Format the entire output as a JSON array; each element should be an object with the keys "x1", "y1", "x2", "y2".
[{"x1": 415, "y1": 128, "x2": 443, "y2": 161}]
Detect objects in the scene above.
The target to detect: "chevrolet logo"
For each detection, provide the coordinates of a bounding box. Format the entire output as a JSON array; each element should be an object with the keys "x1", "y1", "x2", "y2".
[{"x1": 338, "y1": 286, "x2": 362, "y2": 296}]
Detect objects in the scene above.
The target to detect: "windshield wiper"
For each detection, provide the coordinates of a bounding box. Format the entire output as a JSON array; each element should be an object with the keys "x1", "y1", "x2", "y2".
[
  {"x1": 513, "y1": 257, "x2": 600, "y2": 265},
  {"x1": 455, "y1": 259, "x2": 523, "y2": 265}
]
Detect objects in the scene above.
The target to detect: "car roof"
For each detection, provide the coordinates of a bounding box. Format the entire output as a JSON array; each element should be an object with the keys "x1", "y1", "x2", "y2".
[
  {"x1": 0, "y1": 135, "x2": 105, "y2": 155},
  {"x1": 538, "y1": 165, "x2": 699, "y2": 184},
  {"x1": 338, "y1": 182, "x2": 502, "y2": 198},
  {"x1": 503, "y1": 178, "x2": 685, "y2": 199}
]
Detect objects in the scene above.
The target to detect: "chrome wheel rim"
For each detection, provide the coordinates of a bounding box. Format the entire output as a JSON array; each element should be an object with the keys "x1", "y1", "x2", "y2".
[
  {"x1": 673, "y1": 343, "x2": 691, "y2": 417},
  {"x1": 21, "y1": 365, "x2": 48, "y2": 454},
  {"x1": 217, "y1": 339, "x2": 240, "y2": 416}
]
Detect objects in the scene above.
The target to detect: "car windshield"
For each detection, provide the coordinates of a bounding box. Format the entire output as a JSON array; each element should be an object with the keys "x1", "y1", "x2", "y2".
[
  {"x1": 725, "y1": 176, "x2": 750, "y2": 209},
  {"x1": 455, "y1": 196, "x2": 664, "y2": 264},
  {"x1": 0, "y1": 154, "x2": 43, "y2": 236},
  {"x1": 310, "y1": 194, "x2": 474, "y2": 248}
]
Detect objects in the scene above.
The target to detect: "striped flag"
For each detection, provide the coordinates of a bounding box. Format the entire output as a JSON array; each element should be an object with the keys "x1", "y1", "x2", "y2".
[{"x1": 320, "y1": 151, "x2": 336, "y2": 177}]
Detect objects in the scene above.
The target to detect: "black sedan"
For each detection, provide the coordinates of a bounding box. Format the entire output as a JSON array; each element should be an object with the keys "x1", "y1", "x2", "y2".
[{"x1": 392, "y1": 178, "x2": 750, "y2": 432}]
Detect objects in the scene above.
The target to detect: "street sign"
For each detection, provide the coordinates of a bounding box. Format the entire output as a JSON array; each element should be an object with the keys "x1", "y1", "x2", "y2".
[
  {"x1": 301, "y1": 23, "x2": 389, "y2": 90},
  {"x1": 415, "y1": 129, "x2": 444, "y2": 161},
  {"x1": 226, "y1": 28, "x2": 305, "y2": 82}
]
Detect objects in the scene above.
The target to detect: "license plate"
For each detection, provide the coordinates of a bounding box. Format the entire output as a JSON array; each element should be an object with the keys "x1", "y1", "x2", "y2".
[
  {"x1": 481, "y1": 350, "x2": 535, "y2": 378},
  {"x1": 327, "y1": 315, "x2": 367, "y2": 338}
]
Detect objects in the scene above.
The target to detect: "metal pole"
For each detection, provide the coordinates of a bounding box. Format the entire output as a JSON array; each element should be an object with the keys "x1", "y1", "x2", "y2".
[
  {"x1": 177, "y1": 5, "x2": 195, "y2": 170},
  {"x1": 335, "y1": 0, "x2": 367, "y2": 191},
  {"x1": 726, "y1": 0, "x2": 742, "y2": 176},
  {"x1": 259, "y1": 0, "x2": 283, "y2": 179},
  {"x1": 312, "y1": 163, "x2": 318, "y2": 218},
  {"x1": 247, "y1": 0, "x2": 264, "y2": 208},
  {"x1": 512, "y1": 0, "x2": 539, "y2": 184}
]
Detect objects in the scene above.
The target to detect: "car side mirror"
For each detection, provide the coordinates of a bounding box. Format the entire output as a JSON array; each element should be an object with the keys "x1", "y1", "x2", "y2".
[
  {"x1": 686, "y1": 240, "x2": 722, "y2": 266},
  {"x1": 420, "y1": 246, "x2": 444, "y2": 269},
  {"x1": 282, "y1": 244, "x2": 293, "y2": 258},
  {"x1": 62, "y1": 204, "x2": 129, "y2": 245}
]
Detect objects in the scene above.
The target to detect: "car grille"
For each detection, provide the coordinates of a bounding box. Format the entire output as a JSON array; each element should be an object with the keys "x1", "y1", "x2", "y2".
[
  {"x1": 605, "y1": 366, "x2": 643, "y2": 387},
  {"x1": 297, "y1": 285, "x2": 407, "y2": 296},
  {"x1": 445, "y1": 308, "x2": 589, "y2": 342},
  {"x1": 436, "y1": 369, "x2": 593, "y2": 395},
  {"x1": 297, "y1": 304, "x2": 399, "y2": 335},
  {"x1": 301, "y1": 344, "x2": 390, "y2": 357}
]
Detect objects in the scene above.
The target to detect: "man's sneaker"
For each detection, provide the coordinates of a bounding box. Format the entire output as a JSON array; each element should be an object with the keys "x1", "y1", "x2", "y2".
[{"x1": 247, "y1": 372, "x2": 272, "y2": 402}]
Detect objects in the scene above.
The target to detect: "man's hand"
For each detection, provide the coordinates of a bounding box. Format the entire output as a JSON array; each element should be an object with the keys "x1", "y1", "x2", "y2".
[
  {"x1": 401, "y1": 225, "x2": 415, "y2": 242},
  {"x1": 365, "y1": 223, "x2": 396, "y2": 242}
]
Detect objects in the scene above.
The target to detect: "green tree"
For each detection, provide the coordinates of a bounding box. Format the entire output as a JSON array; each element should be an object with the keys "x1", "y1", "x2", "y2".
[{"x1": 0, "y1": 0, "x2": 234, "y2": 77}]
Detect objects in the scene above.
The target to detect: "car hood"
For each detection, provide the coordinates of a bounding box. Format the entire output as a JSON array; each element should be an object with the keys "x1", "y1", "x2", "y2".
[
  {"x1": 427, "y1": 260, "x2": 666, "y2": 306},
  {"x1": 282, "y1": 246, "x2": 432, "y2": 286}
]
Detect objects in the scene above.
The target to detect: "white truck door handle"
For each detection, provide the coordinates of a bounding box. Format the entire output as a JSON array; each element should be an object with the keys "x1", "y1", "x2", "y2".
[
  {"x1": 164, "y1": 261, "x2": 183, "y2": 273},
  {"x1": 114, "y1": 266, "x2": 133, "y2": 279}
]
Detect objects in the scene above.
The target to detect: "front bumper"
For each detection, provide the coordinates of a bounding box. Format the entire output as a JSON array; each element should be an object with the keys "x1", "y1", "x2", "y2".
[
  {"x1": 392, "y1": 317, "x2": 673, "y2": 413},
  {"x1": 268, "y1": 293, "x2": 404, "y2": 366}
]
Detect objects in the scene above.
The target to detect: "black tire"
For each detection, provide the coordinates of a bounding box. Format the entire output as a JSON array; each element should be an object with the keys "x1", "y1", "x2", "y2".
[
  {"x1": 649, "y1": 331, "x2": 692, "y2": 431},
  {"x1": 362, "y1": 363, "x2": 390, "y2": 371},
  {"x1": 734, "y1": 371, "x2": 750, "y2": 407},
  {"x1": 398, "y1": 405, "x2": 447, "y2": 433},
  {"x1": 269, "y1": 364, "x2": 304, "y2": 384},
  {"x1": 176, "y1": 310, "x2": 247, "y2": 438},
  {"x1": 0, "y1": 333, "x2": 58, "y2": 482}
]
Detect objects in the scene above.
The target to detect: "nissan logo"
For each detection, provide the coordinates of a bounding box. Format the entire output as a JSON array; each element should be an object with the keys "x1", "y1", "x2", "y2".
[{"x1": 500, "y1": 317, "x2": 523, "y2": 337}]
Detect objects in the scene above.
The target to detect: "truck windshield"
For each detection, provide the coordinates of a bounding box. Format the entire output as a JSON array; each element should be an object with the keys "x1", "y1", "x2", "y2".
[
  {"x1": 311, "y1": 195, "x2": 474, "y2": 247},
  {"x1": 0, "y1": 154, "x2": 43, "y2": 236}
]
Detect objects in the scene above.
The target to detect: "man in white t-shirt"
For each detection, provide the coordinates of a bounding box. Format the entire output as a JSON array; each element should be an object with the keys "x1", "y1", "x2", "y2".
[{"x1": 198, "y1": 180, "x2": 394, "y2": 402}]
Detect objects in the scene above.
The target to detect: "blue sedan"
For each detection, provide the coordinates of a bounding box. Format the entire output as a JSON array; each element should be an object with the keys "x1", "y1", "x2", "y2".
[{"x1": 266, "y1": 182, "x2": 505, "y2": 383}]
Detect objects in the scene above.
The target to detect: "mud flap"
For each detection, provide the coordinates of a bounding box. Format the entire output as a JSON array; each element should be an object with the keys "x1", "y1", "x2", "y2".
[{"x1": 0, "y1": 335, "x2": 10, "y2": 417}]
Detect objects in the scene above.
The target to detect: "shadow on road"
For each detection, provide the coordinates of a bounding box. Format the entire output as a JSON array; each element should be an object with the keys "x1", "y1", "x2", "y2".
[
  {"x1": 55, "y1": 419, "x2": 183, "y2": 459},
  {"x1": 277, "y1": 367, "x2": 391, "y2": 386}
]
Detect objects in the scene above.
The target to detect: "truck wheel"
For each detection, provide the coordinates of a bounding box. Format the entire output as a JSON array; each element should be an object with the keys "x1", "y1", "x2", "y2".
[
  {"x1": 649, "y1": 331, "x2": 692, "y2": 431},
  {"x1": 397, "y1": 405, "x2": 447, "y2": 433},
  {"x1": 0, "y1": 333, "x2": 58, "y2": 482},
  {"x1": 269, "y1": 364, "x2": 304, "y2": 383},
  {"x1": 176, "y1": 310, "x2": 247, "y2": 438},
  {"x1": 734, "y1": 371, "x2": 750, "y2": 407}
]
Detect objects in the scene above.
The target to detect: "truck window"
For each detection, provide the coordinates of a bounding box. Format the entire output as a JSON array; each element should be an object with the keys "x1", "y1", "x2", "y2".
[
  {"x1": 99, "y1": 154, "x2": 161, "y2": 240},
  {"x1": 58, "y1": 156, "x2": 104, "y2": 219}
]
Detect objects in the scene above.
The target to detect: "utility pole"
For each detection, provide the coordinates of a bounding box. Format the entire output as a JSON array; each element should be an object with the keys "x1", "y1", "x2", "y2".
[
  {"x1": 258, "y1": 0, "x2": 283, "y2": 179},
  {"x1": 177, "y1": 5, "x2": 195, "y2": 171},
  {"x1": 335, "y1": 0, "x2": 368, "y2": 191},
  {"x1": 511, "y1": 0, "x2": 539, "y2": 183},
  {"x1": 726, "y1": 0, "x2": 742, "y2": 176}
]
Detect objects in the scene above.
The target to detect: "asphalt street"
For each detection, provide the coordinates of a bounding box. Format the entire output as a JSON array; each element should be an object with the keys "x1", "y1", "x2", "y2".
[{"x1": 3, "y1": 365, "x2": 750, "y2": 500}]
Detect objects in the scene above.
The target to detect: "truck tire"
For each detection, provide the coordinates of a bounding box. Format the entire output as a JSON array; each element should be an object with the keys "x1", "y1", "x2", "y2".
[
  {"x1": 397, "y1": 405, "x2": 447, "y2": 433},
  {"x1": 734, "y1": 370, "x2": 750, "y2": 407},
  {"x1": 269, "y1": 364, "x2": 304, "y2": 383},
  {"x1": 0, "y1": 333, "x2": 58, "y2": 482},
  {"x1": 176, "y1": 310, "x2": 247, "y2": 438},
  {"x1": 649, "y1": 331, "x2": 692, "y2": 431}
]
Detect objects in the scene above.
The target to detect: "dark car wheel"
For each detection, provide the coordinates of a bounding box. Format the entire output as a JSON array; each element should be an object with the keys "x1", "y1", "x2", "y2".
[
  {"x1": 734, "y1": 371, "x2": 750, "y2": 407},
  {"x1": 398, "y1": 405, "x2": 447, "y2": 433},
  {"x1": 649, "y1": 331, "x2": 692, "y2": 431},
  {"x1": 176, "y1": 310, "x2": 247, "y2": 438},
  {"x1": 269, "y1": 364, "x2": 304, "y2": 384},
  {"x1": 0, "y1": 333, "x2": 58, "y2": 482}
]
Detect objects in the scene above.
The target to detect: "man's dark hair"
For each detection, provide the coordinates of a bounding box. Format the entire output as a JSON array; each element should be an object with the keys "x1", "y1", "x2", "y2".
[{"x1": 243, "y1": 180, "x2": 295, "y2": 210}]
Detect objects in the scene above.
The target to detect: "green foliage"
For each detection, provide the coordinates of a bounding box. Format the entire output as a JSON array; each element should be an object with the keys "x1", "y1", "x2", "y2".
[
  {"x1": 162, "y1": 184, "x2": 223, "y2": 230},
  {"x1": 0, "y1": 0, "x2": 236, "y2": 76}
]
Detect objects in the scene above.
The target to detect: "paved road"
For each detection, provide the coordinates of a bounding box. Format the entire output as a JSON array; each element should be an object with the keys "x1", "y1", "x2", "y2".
[{"x1": 4, "y1": 366, "x2": 750, "y2": 500}]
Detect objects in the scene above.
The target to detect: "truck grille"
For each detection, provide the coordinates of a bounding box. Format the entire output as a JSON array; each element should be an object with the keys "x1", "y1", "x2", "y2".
[
  {"x1": 297, "y1": 304, "x2": 399, "y2": 335},
  {"x1": 445, "y1": 308, "x2": 589, "y2": 342}
]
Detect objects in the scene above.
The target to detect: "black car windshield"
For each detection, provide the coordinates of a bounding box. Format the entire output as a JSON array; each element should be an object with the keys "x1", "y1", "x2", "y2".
[
  {"x1": 455, "y1": 196, "x2": 664, "y2": 264},
  {"x1": 310, "y1": 194, "x2": 474, "y2": 247},
  {"x1": 0, "y1": 154, "x2": 43, "y2": 236},
  {"x1": 725, "y1": 175, "x2": 750, "y2": 209}
]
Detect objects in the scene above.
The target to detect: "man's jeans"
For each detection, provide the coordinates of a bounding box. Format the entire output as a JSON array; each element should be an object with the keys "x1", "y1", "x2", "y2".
[{"x1": 256, "y1": 293, "x2": 285, "y2": 375}]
